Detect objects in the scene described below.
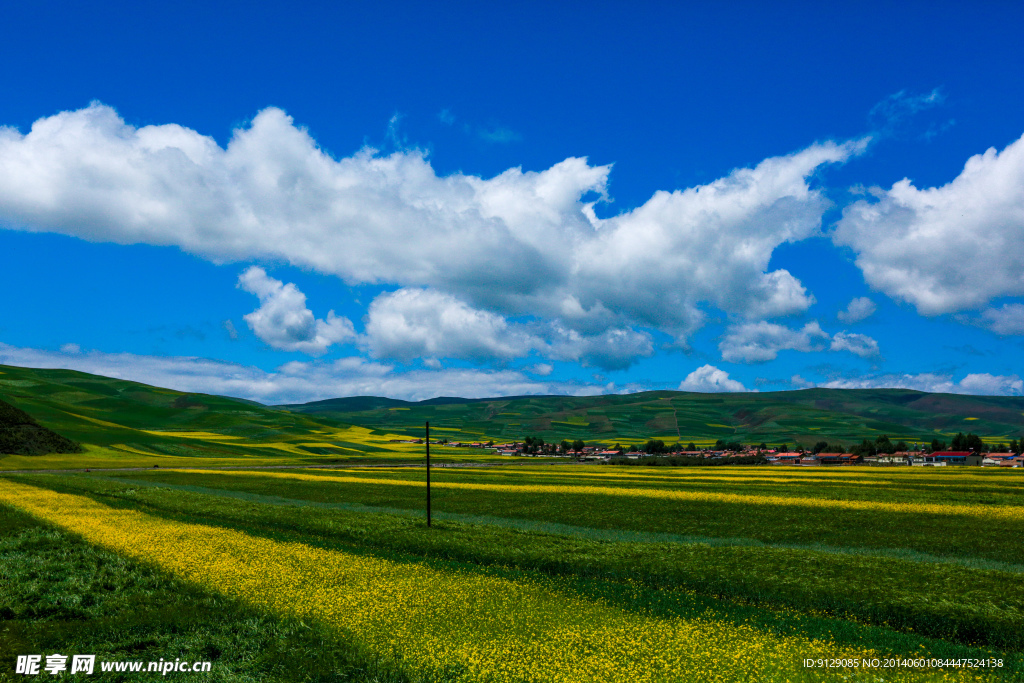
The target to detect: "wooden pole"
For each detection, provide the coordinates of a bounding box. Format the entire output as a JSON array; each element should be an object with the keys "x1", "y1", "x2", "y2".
[{"x1": 425, "y1": 421, "x2": 431, "y2": 527}]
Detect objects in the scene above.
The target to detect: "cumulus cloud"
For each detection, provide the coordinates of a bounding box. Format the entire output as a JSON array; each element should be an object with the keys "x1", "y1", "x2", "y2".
[
  {"x1": 678, "y1": 365, "x2": 749, "y2": 392},
  {"x1": 720, "y1": 321, "x2": 881, "y2": 363},
  {"x1": 834, "y1": 132, "x2": 1024, "y2": 315},
  {"x1": 829, "y1": 331, "x2": 880, "y2": 358},
  {"x1": 363, "y1": 288, "x2": 538, "y2": 362},
  {"x1": 817, "y1": 372, "x2": 1023, "y2": 396},
  {"x1": 238, "y1": 266, "x2": 355, "y2": 355},
  {"x1": 719, "y1": 321, "x2": 829, "y2": 363},
  {"x1": 0, "y1": 341, "x2": 620, "y2": 404},
  {"x1": 546, "y1": 325, "x2": 655, "y2": 370},
  {"x1": 837, "y1": 296, "x2": 876, "y2": 323},
  {"x1": 977, "y1": 303, "x2": 1024, "y2": 335},
  {"x1": 59, "y1": 343, "x2": 81, "y2": 354},
  {"x1": 0, "y1": 103, "x2": 864, "y2": 356}
]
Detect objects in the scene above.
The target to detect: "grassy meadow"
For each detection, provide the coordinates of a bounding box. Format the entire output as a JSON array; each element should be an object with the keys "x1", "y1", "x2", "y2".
[
  {"x1": 2, "y1": 465, "x2": 1023, "y2": 681},
  {"x1": 3, "y1": 364, "x2": 1024, "y2": 680},
  {"x1": 0, "y1": 365, "x2": 522, "y2": 471}
]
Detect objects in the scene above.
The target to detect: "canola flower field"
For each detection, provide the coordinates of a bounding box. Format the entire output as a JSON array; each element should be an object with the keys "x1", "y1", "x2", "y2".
[{"x1": 2, "y1": 465, "x2": 1023, "y2": 681}]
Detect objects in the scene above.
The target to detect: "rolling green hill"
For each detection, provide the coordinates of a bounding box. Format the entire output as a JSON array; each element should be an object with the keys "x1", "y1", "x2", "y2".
[
  {"x1": 0, "y1": 364, "x2": 393, "y2": 466},
  {"x1": 281, "y1": 388, "x2": 1024, "y2": 447},
  {"x1": 3, "y1": 363, "x2": 1022, "y2": 463}
]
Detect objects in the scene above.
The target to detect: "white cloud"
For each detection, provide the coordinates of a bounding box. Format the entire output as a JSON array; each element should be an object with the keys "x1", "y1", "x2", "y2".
[
  {"x1": 238, "y1": 266, "x2": 355, "y2": 355},
  {"x1": 719, "y1": 321, "x2": 829, "y2": 363},
  {"x1": 363, "y1": 288, "x2": 538, "y2": 362},
  {"x1": 957, "y1": 373, "x2": 1024, "y2": 395},
  {"x1": 59, "y1": 343, "x2": 81, "y2": 354},
  {"x1": 977, "y1": 303, "x2": 1024, "y2": 335},
  {"x1": 834, "y1": 132, "x2": 1024, "y2": 315},
  {"x1": 529, "y1": 363, "x2": 553, "y2": 376},
  {"x1": 817, "y1": 372, "x2": 1023, "y2": 396},
  {"x1": 546, "y1": 325, "x2": 654, "y2": 370},
  {"x1": 679, "y1": 365, "x2": 749, "y2": 392},
  {"x1": 0, "y1": 341, "x2": 613, "y2": 404},
  {"x1": 0, "y1": 103, "x2": 864, "y2": 354},
  {"x1": 837, "y1": 296, "x2": 876, "y2": 323},
  {"x1": 830, "y1": 331, "x2": 880, "y2": 358}
]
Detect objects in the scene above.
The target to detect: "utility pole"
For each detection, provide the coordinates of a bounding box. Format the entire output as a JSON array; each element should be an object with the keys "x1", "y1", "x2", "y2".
[{"x1": 425, "y1": 421, "x2": 431, "y2": 527}]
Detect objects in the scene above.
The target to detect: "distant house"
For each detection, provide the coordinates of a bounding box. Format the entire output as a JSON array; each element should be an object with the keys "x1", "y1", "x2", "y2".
[
  {"x1": 924, "y1": 451, "x2": 983, "y2": 466},
  {"x1": 817, "y1": 453, "x2": 863, "y2": 465},
  {"x1": 767, "y1": 452, "x2": 801, "y2": 465}
]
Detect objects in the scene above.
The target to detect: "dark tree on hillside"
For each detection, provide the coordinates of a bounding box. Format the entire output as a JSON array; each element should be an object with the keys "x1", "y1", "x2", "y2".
[
  {"x1": 758, "y1": 443, "x2": 767, "y2": 451},
  {"x1": 1011, "y1": 439, "x2": 1020, "y2": 455},
  {"x1": 777, "y1": 443, "x2": 788, "y2": 453},
  {"x1": 560, "y1": 439, "x2": 571, "y2": 454},
  {"x1": 930, "y1": 438, "x2": 947, "y2": 453},
  {"x1": 850, "y1": 439, "x2": 876, "y2": 456},
  {"x1": 572, "y1": 439, "x2": 585, "y2": 452},
  {"x1": 687, "y1": 442, "x2": 697, "y2": 451},
  {"x1": 645, "y1": 439, "x2": 666, "y2": 454},
  {"x1": 523, "y1": 436, "x2": 545, "y2": 454},
  {"x1": 874, "y1": 435, "x2": 895, "y2": 454},
  {"x1": 714, "y1": 439, "x2": 726, "y2": 450},
  {"x1": 966, "y1": 433, "x2": 986, "y2": 453},
  {"x1": 812, "y1": 441, "x2": 829, "y2": 454},
  {"x1": 895, "y1": 440, "x2": 908, "y2": 452},
  {"x1": 951, "y1": 432, "x2": 967, "y2": 451}
]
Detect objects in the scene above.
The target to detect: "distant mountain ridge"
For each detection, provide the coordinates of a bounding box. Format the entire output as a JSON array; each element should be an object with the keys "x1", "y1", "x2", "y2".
[{"x1": 279, "y1": 387, "x2": 1024, "y2": 446}]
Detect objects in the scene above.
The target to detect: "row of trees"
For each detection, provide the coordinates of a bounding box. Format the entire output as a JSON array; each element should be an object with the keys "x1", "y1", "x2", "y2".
[
  {"x1": 521, "y1": 437, "x2": 588, "y2": 455},
  {"x1": 513, "y1": 431, "x2": 1022, "y2": 457}
]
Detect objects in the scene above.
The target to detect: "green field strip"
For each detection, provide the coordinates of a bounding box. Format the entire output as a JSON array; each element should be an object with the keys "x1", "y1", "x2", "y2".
[
  {"x1": 66, "y1": 473, "x2": 1024, "y2": 575},
  {"x1": 12, "y1": 473, "x2": 1024, "y2": 655},
  {"x1": 5, "y1": 475, "x2": 1024, "y2": 670},
  {"x1": 0, "y1": 499, "x2": 416, "y2": 682},
  {"x1": 10, "y1": 479, "x2": 1012, "y2": 682}
]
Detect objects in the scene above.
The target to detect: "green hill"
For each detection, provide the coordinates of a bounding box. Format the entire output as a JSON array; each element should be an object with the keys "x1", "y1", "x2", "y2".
[
  {"x1": 281, "y1": 388, "x2": 1024, "y2": 447},
  {"x1": 3, "y1": 362, "x2": 1022, "y2": 459},
  {"x1": 0, "y1": 364, "x2": 356, "y2": 461},
  {"x1": 0, "y1": 397, "x2": 82, "y2": 455}
]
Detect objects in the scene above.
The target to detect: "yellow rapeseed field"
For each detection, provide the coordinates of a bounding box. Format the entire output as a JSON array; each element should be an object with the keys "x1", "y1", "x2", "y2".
[
  {"x1": 0, "y1": 479, "x2": 988, "y2": 682},
  {"x1": 189, "y1": 468, "x2": 1024, "y2": 522}
]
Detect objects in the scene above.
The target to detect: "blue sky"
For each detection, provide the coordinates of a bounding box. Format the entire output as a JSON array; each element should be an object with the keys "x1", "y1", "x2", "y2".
[{"x1": 1, "y1": 0, "x2": 1022, "y2": 403}]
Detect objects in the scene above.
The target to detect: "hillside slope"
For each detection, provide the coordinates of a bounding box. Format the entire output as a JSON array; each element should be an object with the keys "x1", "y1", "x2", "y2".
[
  {"x1": 0, "y1": 397, "x2": 82, "y2": 455},
  {"x1": 0, "y1": 364, "x2": 357, "y2": 459},
  {"x1": 281, "y1": 388, "x2": 1024, "y2": 447}
]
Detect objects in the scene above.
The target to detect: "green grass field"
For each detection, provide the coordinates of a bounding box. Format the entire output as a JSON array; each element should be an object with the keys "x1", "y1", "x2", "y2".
[
  {"x1": 0, "y1": 365, "x2": 536, "y2": 470},
  {"x1": 3, "y1": 364, "x2": 1024, "y2": 680},
  {"x1": 3, "y1": 465, "x2": 1023, "y2": 681}
]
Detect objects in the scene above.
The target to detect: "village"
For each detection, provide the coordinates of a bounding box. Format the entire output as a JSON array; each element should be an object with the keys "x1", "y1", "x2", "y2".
[{"x1": 390, "y1": 436, "x2": 1024, "y2": 467}]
